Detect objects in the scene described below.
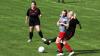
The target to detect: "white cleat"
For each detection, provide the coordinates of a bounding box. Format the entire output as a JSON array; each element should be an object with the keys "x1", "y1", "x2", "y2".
[
  {"x1": 42, "y1": 38, "x2": 47, "y2": 41},
  {"x1": 57, "y1": 53, "x2": 64, "y2": 56},
  {"x1": 68, "y1": 51, "x2": 75, "y2": 56},
  {"x1": 27, "y1": 39, "x2": 32, "y2": 43}
]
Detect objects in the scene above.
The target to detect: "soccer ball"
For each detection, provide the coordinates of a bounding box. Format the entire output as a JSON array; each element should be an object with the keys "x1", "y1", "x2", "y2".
[{"x1": 38, "y1": 46, "x2": 45, "y2": 53}]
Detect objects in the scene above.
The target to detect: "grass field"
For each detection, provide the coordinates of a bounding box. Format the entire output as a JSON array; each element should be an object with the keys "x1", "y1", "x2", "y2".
[{"x1": 0, "y1": 0, "x2": 100, "y2": 56}]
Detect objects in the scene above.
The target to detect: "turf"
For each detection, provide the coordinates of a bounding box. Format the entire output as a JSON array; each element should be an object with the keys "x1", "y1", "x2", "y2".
[{"x1": 0, "y1": 0, "x2": 100, "y2": 56}]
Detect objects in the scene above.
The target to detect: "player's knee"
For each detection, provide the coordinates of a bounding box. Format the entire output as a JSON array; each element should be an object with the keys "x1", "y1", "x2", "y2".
[
  {"x1": 63, "y1": 41, "x2": 66, "y2": 45},
  {"x1": 55, "y1": 40, "x2": 59, "y2": 44},
  {"x1": 29, "y1": 27, "x2": 33, "y2": 32},
  {"x1": 55, "y1": 38, "x2": 60, "y2": 44},
  {"x1": 35, "y1": 25, "x2": 41, "y2": 32},
  {"x1": 36, "y1": 27, "x2": 40, "y2": 32}
]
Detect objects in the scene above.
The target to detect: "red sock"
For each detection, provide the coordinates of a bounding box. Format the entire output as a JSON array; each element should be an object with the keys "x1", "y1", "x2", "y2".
[
  {"x1": 56, "y1": 43, "x2": 63, "y2": 53},
  {"x1": 64, "y1": 42, "x2": 73, "y2": 52}
]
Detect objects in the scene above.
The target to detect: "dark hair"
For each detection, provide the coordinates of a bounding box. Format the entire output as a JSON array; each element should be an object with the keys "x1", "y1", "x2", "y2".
[
  {"x1": 32, "y1": 0, "x2": 36, "y2": 5},
  {"x1": 63, "y1": 10, "x2": 68, "y2": 16}
]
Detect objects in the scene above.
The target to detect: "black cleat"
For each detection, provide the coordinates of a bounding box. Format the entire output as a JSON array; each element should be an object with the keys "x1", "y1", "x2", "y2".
[{"x1": 43, "y1": 39, "x2": 50, "y2": 45}]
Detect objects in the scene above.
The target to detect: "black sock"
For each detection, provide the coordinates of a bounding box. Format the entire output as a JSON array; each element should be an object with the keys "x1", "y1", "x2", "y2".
[
  {"x1": 29, "y1": 32, "x2": 33, "y2": 39},
  {"x1": 38, "y1": 31, "x2": 43, "y2": 38},
  {"x1": 61, "y1": 43, "x2": 64, "y2": 48},
  {"x1": 50, "y1": 37, "x2": 57, "y2": 43}
]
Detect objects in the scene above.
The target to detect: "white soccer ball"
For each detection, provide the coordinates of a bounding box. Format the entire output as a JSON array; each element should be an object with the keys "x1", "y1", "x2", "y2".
[{"x1": 38, "y1": 46, "x2": 45, "y2": 53}]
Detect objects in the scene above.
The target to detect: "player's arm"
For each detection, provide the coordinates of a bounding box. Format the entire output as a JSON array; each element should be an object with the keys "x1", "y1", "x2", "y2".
[
  {"x1": 25, "y1": 9, "x2": 30, "y2": 24},
  {"x1": 37, "y1": 8, "x2": 42, "y2": 18},
  {"x1": 73, "y1": 13, "x2": 82, "y2": 29},
  {"x1": 63, "y1": 23, "x2": 69, "y2": 27},
  {"x1": 77, "y1": 23, "x2": 82, "y2": 29},
  {"x1": 25, "y1": 16, "x2": 29, "y2": 24},
  {"x1": 76, "y1": 19, "x2": 82, "y2": 29},
  {"x1": 57, "y1": 19, "x2": 61, "y2": 26},
  {"x1": 62, "y1": 21, "x2": 69, "y2": 29},
  {"x1": 57, "y1": 19, "x2": 64, "y2": 26}
]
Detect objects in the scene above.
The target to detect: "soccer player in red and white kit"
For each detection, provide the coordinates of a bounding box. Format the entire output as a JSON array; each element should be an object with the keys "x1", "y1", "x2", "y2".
[{"x1": 55, "y1": 10, "x2": 74, "y2": 56}]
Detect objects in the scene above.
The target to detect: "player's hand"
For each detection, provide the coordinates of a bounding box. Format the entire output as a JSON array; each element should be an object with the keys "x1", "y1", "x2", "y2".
[
  {"x1": 59, "y1": 23, "x2": 64, "y2": 26},
  {"x1": 79, "y1": 25, "x2": 82, "y2": 29},
  {"x1": 25, "y1": 20, "x2": 28, "y2": 24},
  {"x1": 25, "y1": 16, "x2": 29, "y2": 24},
  {"x1": 80, "y1": 26, "x2": 82, "y2": 29}
]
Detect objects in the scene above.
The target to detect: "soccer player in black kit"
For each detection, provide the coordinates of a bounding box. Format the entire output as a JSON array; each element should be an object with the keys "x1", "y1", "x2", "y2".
[
  {"x1": 25, "y1": 1, "x2": 47, "y2": 43},
  {"x1": 47, "y1": 11, "x2": 81, "y2": 43},
  {"x1": 65, "y1": 11, "x2": 82, "y2": 41},
  {"x1": 47, "y1": 11, "x2": 82, "y2": 56}
]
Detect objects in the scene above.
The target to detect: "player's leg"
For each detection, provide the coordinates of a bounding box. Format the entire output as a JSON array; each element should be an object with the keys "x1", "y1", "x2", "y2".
[
  {"x1": 48, "y1": 37, "x2": 57, "y2": 43},
  {"x1": 27, "y1": 26, "x2": 34, "y2": 42},
  {"x1": 56, "y1": 32, "x2": 66, "y2": 56},
  {"x1": 63, "y1": 39, "x2": 74, "y2": 56},
  {"x1": 56, "y1": 37, "x2": 65, "y2": 56},
  {"x1": 63, "y1": 40, "x2": 73, "y2": 52},
  {"x1": 55, "y1": 31, "x2": 73, "y2": 52},
  {"x1": 45, "y1": 37, "x2": 64, "y2": 45},
  {"x1": 27, "y1": 19, "x2": 35, "y2": 42},
  {"x1": 35, "y1": 25, "x2": 44, "y2": 39},
  {"x1": 35, "y1": 25, "x2": 49, "y2": 44},
  {"x1": 42, "y1": 37, "x2": 57, "y2": 45},
  {"x1": 34, "y1": 25, "x2": 47, "y2": 42},
  {"x1": 55, "y1": 37, "x2": 63, "y2": 53}
]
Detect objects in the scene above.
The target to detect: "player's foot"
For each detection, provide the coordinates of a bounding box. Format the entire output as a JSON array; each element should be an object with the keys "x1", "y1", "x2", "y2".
[
  {"x1": 68, "y1": 51, "x2": 75, "y2": 56},
  {"x1": 42, "y1": 38, "x2": 50, "y2": 45},
  {"x1": 27, "y1": 39, "x2": 32, "y2": 43},
  {"x1": 42, "y1": 38, "x2": 47, "y2": 41},
  {"x1": 57, "y1": 53, "x2": 64, "y2": 56}
]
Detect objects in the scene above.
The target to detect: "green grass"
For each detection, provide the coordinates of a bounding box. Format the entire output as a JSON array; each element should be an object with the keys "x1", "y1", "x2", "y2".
[{"x1": 0, "y1": 0, "x2": 100, "y2": 56}]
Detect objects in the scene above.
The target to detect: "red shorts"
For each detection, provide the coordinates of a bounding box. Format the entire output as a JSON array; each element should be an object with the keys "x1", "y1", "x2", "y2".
[{"x1": 58, "y1": 32, "x2": 66, "y2": 40}]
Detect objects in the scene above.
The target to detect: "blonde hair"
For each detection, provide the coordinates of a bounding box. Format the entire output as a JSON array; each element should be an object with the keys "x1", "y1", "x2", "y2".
[{"x1": 67, "y1": 10, "x2": 77, "y2": 19}]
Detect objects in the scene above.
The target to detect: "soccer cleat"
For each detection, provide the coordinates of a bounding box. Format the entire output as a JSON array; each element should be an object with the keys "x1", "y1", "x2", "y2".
[
  {"x1": 43, "y1": 39, "x2": 50, "y2": 45},
  {"x1": 56, "y1": 53, "x2": 64, "y2": 56},
  {"x1": 68, "y1": 51, "x2": 75, "y2": 56},
  {"x1": 27, "y1": 39, "x2": 32, "y2": 43},
  {"x1": 42, "y1": 38, "x2": 51, "y2": 45},
  {"x1": 42, "y1": 38, "x2": 47, "y2": 41}
]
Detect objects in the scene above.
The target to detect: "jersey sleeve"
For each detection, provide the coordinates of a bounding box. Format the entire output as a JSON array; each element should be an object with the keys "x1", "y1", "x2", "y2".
[
  {"x1": 76, "y1": 18, "x2": 80, "y2": 24},
  {"x1": 26, "y1": 8, "x2": 30, "y2": 16},
  {"x1": 38, "y1": 8, "x2": 41, "y2": 15}
]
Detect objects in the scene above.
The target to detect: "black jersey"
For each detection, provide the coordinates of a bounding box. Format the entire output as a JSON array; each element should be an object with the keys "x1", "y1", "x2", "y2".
[
  {"x1": 26, "y1": 8, "x2": 41, "y2": 26},
  {"x1": 27, "y1": 8, "x2": 41, "y2": 20},
  {"x1": 68, "y1": 18, "x2": 80, "y2": 32}
]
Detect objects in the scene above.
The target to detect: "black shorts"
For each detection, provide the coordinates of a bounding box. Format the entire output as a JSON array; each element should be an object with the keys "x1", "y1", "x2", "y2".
[
  {"x1": 29, "y1": 19, "x2": 40, "y2": 26},
  {"x1": 65, "y1": 30, "x2": 75, "y2": 40}
]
